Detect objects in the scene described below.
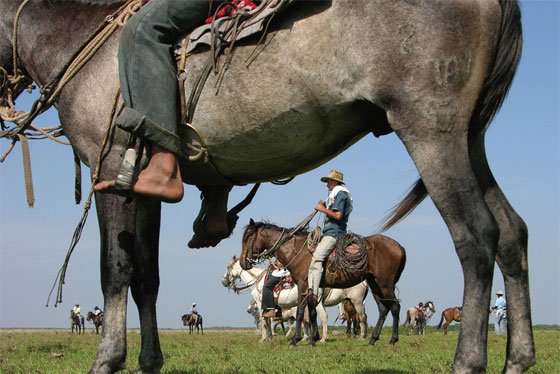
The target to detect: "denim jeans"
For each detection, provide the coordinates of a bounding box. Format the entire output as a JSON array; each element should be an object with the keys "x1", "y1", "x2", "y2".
[
  {"x1": 495, "y1": 309, "x2": 506, "y2": 335},
  {"x1": 115, "y1": 0, "x2": 216, "y2": 155}
]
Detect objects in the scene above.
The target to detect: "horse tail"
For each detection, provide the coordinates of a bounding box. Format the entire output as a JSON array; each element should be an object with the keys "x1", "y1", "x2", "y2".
[
  {"x1": 437, "y1": 311, "x2": 445, "y2": 329},
  {"x1": 378, "y1": 0, "x2": 523, "y2": 232},
  {"x1": 402, "y1": 310, "x2": 410, "y2": 327}
]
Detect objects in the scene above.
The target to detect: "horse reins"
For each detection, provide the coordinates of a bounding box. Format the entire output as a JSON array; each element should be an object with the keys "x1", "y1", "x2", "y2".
[{"x1": 250, "y1": 210, "x2": 318, "y2": 263}]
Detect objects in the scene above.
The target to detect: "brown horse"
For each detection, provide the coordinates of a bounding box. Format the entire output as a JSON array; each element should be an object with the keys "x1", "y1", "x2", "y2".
[
  {"x1": 70, "y1": 310, "x2": 85, "y2": 335},
  {"x1": 239, "y1": 220, "x2": 406, "y2": 347},
  {"x1": 437, "y1": 307, "x2": 462, "y2": 335},
  {"x1": 340, "y1": 298, "x2": 361, "y2": 338},
  {"x1": 181, "y1": 314, "x2": 203, "y2": 335},
  {"x1": 87, "y1": 312, "x2": 103, "y2": 335}
]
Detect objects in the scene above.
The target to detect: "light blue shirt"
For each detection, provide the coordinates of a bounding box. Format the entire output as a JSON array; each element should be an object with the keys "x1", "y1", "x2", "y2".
[{"x1": 495, "y1": 296, "x2": 506, "y2": 310}]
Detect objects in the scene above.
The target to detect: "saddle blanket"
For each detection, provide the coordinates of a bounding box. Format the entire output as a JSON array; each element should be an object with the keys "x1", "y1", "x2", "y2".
[{"x1": 174, "y1": 0, "x2": 292, "y2": 56}]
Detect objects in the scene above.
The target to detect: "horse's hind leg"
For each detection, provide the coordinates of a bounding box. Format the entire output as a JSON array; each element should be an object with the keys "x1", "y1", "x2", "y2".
[
  {"x1": 470, "y1": 141, "x2": 535, "y2": 372},
  {"x1": 367, "y1": 293, "x2": 388, "y2": 346},
  {"x1": 90, "y1": 194, "x2": 136, "y2": 374},
  {"x1": 394, "y1": 116, "x2": 498, "y2": 372}
]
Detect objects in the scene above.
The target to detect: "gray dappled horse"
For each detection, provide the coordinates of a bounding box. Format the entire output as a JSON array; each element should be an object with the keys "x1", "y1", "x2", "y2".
[{"x1": 0, "y1": 0, "x2": 534, "y2": 373}]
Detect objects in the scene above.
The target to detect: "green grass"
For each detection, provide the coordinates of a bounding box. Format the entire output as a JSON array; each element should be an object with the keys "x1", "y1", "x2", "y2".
[{"x1": 0, "y1": 326, "x2": 558, "y2": 373}]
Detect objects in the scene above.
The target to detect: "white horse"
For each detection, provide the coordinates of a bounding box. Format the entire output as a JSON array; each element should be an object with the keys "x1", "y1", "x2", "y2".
[{"x1": 222, "y1": 256, "x2": 368, "y2": 342}]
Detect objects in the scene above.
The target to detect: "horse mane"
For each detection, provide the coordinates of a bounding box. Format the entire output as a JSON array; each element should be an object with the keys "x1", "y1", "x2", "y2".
[{"x1": 243, "y1": 220, "x2": 310, "y2": 240}]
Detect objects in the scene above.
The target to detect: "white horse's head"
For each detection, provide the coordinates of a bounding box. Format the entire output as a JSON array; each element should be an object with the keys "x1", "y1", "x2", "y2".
[{"x1": 221, "y1": 255, "x2": 243, "y2": 288}]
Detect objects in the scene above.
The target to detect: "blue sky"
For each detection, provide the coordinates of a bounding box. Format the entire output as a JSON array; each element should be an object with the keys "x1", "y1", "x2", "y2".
[{"x1": 1, "y1": 1, "x2": 558, "y2": 330}]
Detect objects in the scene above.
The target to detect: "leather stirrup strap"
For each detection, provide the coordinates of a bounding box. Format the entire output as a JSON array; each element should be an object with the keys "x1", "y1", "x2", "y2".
[{"x1": 17, "y1": 134, "x2": 34, "y2": 208}]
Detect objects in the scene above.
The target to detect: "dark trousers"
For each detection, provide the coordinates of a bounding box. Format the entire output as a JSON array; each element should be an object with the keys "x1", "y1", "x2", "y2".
[
  {"x1": 115, "y1": 0, "x2": 219, "y2": 155},
  {"x1": 262, "y1": 275, "x2": 281, "y2": 311}
]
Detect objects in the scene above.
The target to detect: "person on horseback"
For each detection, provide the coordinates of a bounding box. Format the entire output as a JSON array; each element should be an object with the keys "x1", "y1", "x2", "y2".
[
  {"x1": 94, "y1": 0, "x2": 257, "y2": 249},
  {"x1": 94, "y1": 306, "x2": 103, "y2": 317},
  {"x1": 189, "y1": 302, "x2": 200, "y2": 324},
  {"x1": 416, "y1": 302, "x2": 424, "y2": 313},
  {"x1": 261, "y1": 261, "x2": 290, "y2": 318},
  {"x1": 307, "y1": 170, "x2": 353, "y2": 304},
  {"x1": 72, "y1": 303, "x2": 81, "y2": 317}
]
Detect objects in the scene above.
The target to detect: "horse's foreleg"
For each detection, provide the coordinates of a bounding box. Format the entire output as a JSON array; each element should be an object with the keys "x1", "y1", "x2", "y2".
[
  {"x1": 307, "y1": 301, "x2": 320, "y2": 346},
  {"x1": 471, "y1": 142, "x2": 536, "y2": 373},
  {"x1": 130, "y1": 198, "x2": 164, "y2": 373},
  {"x1": 290, "y1": 300, "x2": 305, "y2": 346},
  {"x1": 90, "y1": 194, "x2": 135, "y2": 374},
  {"x1": 259, "y1": 316, "x2": 267, "y2": 343}
]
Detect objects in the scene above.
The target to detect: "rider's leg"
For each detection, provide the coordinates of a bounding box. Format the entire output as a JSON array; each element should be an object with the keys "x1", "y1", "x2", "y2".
[
  {"x1": 307, "y1": 236, "x2": 337, "y2": 298},
  {"x1": 95, "y1": 0, "x2": 219, "y2": 203}
]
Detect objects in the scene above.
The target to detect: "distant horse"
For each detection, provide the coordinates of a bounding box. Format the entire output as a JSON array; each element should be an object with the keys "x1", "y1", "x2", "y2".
[
  {"x1": 403, "y1": 301, "x2": 436, "y2": 335},
  {"x1": 181, "y1": 314, "x2": 203, "y2": 335},
  {"x1": 239, "y1": 221, "x2": 406, "y2": 347},
  {"x1": 338, "y1": 298, "x2": 361, "y2": 338},
  {"x1": 70, "y1": 311, "x2": 85, "y2": 335},
  {"x1": 1, "y1": 0, "x2": 532, "y2": 372},
  {"x1": 87, "y1": 312, "x2": 103, "y2": 335},
  {"x1": 222, "y1": 256, "x2": 367, "y2": 342},
  {"x1": 438, "y1": 307, "x2": 463, "y2": 335}
]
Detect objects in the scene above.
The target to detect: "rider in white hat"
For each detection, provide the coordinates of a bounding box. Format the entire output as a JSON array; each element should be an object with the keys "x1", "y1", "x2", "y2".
[
  {"x1": 493, "y1": 291, "x2": 507, "y2": 335},
  {"x1": 307, "y1": 170, "x2": 353, "y2": 304}
]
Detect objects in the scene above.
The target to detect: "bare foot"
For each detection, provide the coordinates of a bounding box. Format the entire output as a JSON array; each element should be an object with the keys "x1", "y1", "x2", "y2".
[{"x1": 94, "y1": 145, "x2": 184, "y2": 203}]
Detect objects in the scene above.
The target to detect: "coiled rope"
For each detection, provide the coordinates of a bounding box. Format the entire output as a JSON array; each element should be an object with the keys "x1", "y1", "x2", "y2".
[{"x1": 328, "y1": 233, "x2": 368, "y2": 273}]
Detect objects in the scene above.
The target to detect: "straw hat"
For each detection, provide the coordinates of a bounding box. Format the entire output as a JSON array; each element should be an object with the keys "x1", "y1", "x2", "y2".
[
  {"x1": 320, "y1": 170, "x2": 344, "y2": 184},
  {"x1": 496, "y1": 290, "x2": 504, "y2": 296}
]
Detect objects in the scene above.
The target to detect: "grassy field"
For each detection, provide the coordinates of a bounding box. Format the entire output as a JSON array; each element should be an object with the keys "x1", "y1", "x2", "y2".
[{"x1": 0, "y1": 326, "x2": 558, "y2": 374}]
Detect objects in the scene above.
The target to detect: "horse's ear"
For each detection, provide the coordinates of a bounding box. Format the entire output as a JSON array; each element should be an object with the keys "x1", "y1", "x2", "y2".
[{"x1": 249, "y1": 218, "x2": 255, "y2": 225}]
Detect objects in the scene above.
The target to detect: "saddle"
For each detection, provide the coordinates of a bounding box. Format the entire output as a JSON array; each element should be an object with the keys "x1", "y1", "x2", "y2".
[
  {"x1": 171, "y1": 0, "x2": 294, "y2": 186},
  {"x1": 320, "y1": 233, "x2": 369, "y2": 285},
  {"x1": 272, "y1": 276, "x2": 294, "y2": 307},
  {"x1": 174, "y1": 0, "x2": 292, "y2": 57}
]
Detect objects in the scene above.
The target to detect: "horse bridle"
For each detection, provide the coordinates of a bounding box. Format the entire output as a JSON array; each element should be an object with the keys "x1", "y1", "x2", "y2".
[{"x1": 224, "y1": 259, "x2": 259, "y2": 294}]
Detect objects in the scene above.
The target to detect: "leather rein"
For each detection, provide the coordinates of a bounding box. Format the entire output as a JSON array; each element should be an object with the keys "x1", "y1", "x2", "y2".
[{"x1": 245, "y1": 211, "x2": 319, "y2": 266}]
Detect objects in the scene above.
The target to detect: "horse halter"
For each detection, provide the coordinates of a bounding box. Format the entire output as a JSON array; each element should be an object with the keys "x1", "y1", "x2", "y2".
[{"x1": 244, "y1": 226, "x2": 287, "y2": 266}]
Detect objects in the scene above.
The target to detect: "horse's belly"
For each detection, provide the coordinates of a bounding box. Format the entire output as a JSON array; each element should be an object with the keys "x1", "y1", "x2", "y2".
[{"x1": 180, "y1": 45, "x2": 372, "y2": 185}]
